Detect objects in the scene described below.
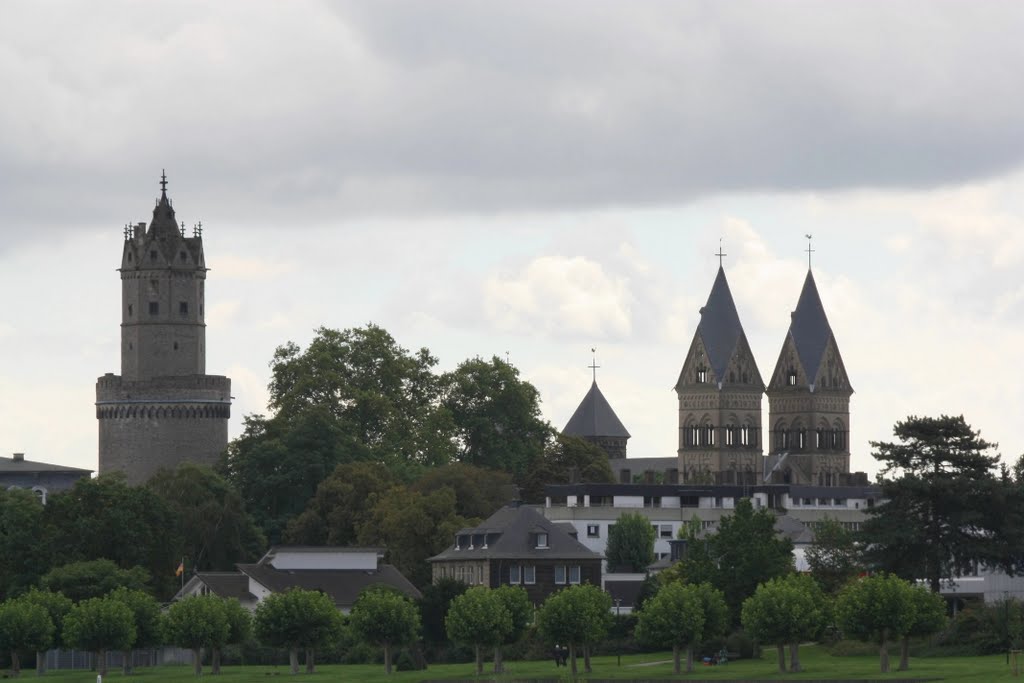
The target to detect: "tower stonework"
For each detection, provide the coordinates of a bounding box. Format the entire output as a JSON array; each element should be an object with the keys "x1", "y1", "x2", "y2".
[
  {"x1": 765, "y1": 270, "x2": 853, "y2": 485},
  {"x1": 675, "y1": 267, "x2": 764, "y2": 484},
  {"x1": 96, "y1": 175, "x2": 231, "y2": 484}
]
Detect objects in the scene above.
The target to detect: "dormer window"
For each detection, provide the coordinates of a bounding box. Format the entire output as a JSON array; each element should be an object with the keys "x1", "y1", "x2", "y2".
[
  {"x1": 787, "y1": 369, "x2": 797, "y2": 386},
  {"x1": 150, "y1": 250, "x2": 158, "y2": 262},
  {"x1": 535, "y1": 532, "x2": 549, "y2": 549},
  {"x1": 696, "y1": 367, "x2": 707, "y2": 383}
]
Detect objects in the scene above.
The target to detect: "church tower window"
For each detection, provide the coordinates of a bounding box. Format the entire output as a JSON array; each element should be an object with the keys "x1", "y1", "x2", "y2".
[
  {"x1": 696, "y1": 367, "x2": 707, "y2": 383},
  {"x1": 148, "y1": 302, "x2": 159, "y2": 315},
  {"x1": 179, "y1": 301, "x2": 189, "y2": 316},
  {"x1": 787, "y1": 369, "x2": 797, "y2": 386}
]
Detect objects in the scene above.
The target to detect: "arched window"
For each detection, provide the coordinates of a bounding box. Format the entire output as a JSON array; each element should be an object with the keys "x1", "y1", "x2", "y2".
[{"x1": 724, "y1": 424, "x2": 736, "y2": 446}]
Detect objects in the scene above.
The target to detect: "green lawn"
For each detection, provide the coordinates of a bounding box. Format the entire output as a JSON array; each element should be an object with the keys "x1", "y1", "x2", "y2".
[{"x1": 22, "y1": 647, "x2": 1022, "y2": 682}]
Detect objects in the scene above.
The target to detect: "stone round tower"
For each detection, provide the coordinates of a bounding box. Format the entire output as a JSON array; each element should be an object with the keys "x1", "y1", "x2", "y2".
[{"x1": 96, "y1": 173, "x2": 231, "y2": 484}]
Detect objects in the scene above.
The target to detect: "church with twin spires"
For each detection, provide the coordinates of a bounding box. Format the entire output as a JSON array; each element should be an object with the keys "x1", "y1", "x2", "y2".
[{"x1": 562, "y1": 256, "x2": 856, "y2": 487}]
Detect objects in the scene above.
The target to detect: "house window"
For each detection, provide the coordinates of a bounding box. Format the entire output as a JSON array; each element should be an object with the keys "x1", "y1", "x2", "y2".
[
  {"x1": 523, "y1": 566, "x2": 536, "y2": 584},
  {"x1": 535, "y1": 532, "x2": 549, "y2": 549},
  {"x1": 149, "y1": 302, "x2": 159, "y2": 315},
  {"x1": 179, "y1": 301, "x2": 189, "y2": 316},
  {"x1": 660, "y1": 525, "x2": 673, "y2": 539},
  {"x1": 569, "y1": 566, "x2": 581, "y2": 584},
  {"x1": 586, "y1": 524, "x2": 600, "y2": 538},
  {"x1": 554, "y1": 565, "x2": 566, "y2": 585},
  {"x1": 509, "y1": 565, "x2": 521, "y2": 584},
  {"x1": 477, "y1": 565, "x2": 483, "y2": 584}
]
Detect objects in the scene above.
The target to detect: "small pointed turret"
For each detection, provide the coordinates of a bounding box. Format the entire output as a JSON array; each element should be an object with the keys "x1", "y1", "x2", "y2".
[{"x1": 562, "y1": 379, "x2": 630, "y2": 459}]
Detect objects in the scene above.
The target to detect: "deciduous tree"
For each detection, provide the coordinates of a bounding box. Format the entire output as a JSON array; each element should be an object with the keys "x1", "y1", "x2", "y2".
[
  {"x1": 284, "y1": 462, "x2": 397, "y2": 546},
  {"x1": 0, "y1": 600, "x2": 54, "y2": 675},
  {"x1": 492, "y1": 585, "x2": 533, "y2": 673},
  {"x1": 441, "y1": 356, "x2": 551, "y2": 477},
  {"x1": 62, "y1": 597, "x2": 136, "y2": 677},
  {"x1": 635, "y1": 583, "x2": 705, "y2": 674},
  {"x1": 412, "y1": 463, "x2": 516, "y2": 520},
  {"x1": 40, "y1": 560, "x2": 150, "y2": 602},
  {"x1": 898, "y1": 584, "x2": 947, "y2": 671},
  {"x1": 164, "y1": 595, "x2": 230, "y2": 676},
  {"x1": 0, "y1": 489, "x2": 52, "y2": 600},
  {"x1": 107, "y1": 588, "x2": 162, "y2": 675},
  {"x1": 518, "y1": 435, "x2": 614, "y2": 503},
  {"x1": 147, "y1": 464, "x2": 265, "y2": 572},
  {"x1": 537, "y1": 584, "x2": 611, "y2": 676},
  {"x1": 18, "y1": 589, "x2": 72, "y2": 676},
  {"x1": 445, "y1": 587, "x2": 512, "y2": 676},
  {"x1": 349, "y1": 588, "x2": 421, "y2": 675},
  {"x1": 253, "y1": 589, "x2": 341, "y2": 674},
  {"x1": 836, "y1": 574, "x2": 916, "y2": 673},
  {"x1": 741, "y1": 574, "x2": 826, "y2": 673}
]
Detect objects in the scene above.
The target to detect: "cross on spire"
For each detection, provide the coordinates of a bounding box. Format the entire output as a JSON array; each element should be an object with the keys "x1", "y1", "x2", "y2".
[
  {"x1": 159, "y1": 169, "x2": 168, "y2": 197},
  {"x1": 588, "y1": 348, "x2": 600, "y2": 383},
  {"x1": 805, "y1": 234, "x2": 815, "y2": 269},
  {"x1": 715, "y1": 238, "x2": 727, "y2": 267}
]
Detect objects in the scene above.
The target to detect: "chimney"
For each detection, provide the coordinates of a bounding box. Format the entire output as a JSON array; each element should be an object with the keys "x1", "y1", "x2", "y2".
[{"x1": 12, "y1": 453, "x2": 24, "y2": 462}]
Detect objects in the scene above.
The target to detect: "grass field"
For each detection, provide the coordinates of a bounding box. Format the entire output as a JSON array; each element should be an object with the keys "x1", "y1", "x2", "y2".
[{"x1": 20, "y1": 646, "x2": 1022, "y2": 682}]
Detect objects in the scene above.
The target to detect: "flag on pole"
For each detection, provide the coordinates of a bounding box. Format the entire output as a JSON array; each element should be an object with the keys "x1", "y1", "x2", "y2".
[{"x1": 175, "y1": 560, "x2": 184, "y2": 577}]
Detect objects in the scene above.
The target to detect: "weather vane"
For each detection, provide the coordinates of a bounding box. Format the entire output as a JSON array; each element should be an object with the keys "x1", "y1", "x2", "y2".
[
  {"x1": 160, "y1": 169, "x2": 168, "y2": 195},
  {"x1": 805, "y1": 234, "x2": 814, "y2": 269}
]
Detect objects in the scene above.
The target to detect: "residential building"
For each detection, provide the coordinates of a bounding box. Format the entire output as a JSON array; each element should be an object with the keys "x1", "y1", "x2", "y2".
[{"x1": 0, "y1": 452, "x2": 92, "y2": 504}]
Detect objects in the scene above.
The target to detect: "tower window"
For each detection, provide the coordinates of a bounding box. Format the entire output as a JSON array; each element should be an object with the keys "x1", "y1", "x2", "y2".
[
  {"x1": 150, "y1": 250, "x2": 158, "y2": 262},
  {"x1": 787, "y1": 369, "x2": 797, "y2": 386},
  {"x1": 724, "y1": 425, "x2": 735, "y2": 446},
  {"x1": 740, "y1": 425, "x2": 751, "y2": 446},
  {"x1": 696, "y1": 368, "x2": 708, "y2": 383},
  {"x1": 179, "y1": 301, "x2": 189, "y2": 316},
  {"x1": 173, "y1": 342, "x2": 179, "y2": 351},
  {"x1": 179, "y1": 251, "x2": 187, "y2": 262},
  {"x1": 127, "y1": 304, "x2": 133, "y2": 317},
  {"x1": 149, "y1": 302, "x2": 159, "y2": 315}
]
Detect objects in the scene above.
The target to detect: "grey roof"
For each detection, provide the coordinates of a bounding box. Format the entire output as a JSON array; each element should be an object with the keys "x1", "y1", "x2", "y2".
[
  {"x1": 789, "y1": 270, "x2": 833, "y2": 382},
  {"x1": 429, "y1": 504, "x2": 602, "y2": 562},
  {"x1": 194, "y1": 572, "x2": 254, "y2": 601},
  {"x1": 697, "y1": 267, "x2": 745, "y2": 382},
  {"x1": 236, "y1": 562, "x2": 421, "y2": 607},
  {"x1": 562, "y1": 381, "x2": 630, "y2": 438},
  {"x1": 0, "y1": 456, "x2": 92, "y2": 474},
  {"x1": 607, "y1": 457, "x2": 677, "y2": 474}
]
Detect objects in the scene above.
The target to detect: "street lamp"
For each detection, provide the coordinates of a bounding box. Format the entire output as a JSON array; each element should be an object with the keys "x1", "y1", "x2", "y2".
[{"x1": 614, "y1": 599, "x2": 622, "y2": 666}]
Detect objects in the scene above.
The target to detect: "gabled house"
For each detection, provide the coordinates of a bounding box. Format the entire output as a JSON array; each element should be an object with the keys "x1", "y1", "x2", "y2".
[
  {"x1": 428, "y1": 503, "x2": 602, "y2": 604},
  {"x1": 173, "y1": 546, "x2": 420, "y2": 613}
]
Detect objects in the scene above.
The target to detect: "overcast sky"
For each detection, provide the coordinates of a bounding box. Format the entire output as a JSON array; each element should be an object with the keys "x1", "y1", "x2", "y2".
[{"x1": 3, "y1": 1, "x2": 1024, "y2": 476}]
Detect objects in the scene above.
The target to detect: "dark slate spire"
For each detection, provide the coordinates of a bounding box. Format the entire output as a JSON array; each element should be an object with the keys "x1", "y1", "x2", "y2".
[
  {"x1": 148, "y1": 169, "x2": 181, "y2": 240},
  {"x1": 789, "y1": 270, "x2": 832, "y2": 383},
  {"x1": 697, "y1": 266, "x2": 744, "y2": 382},
  {"x1": 563, "y1": 381, "x2": 630, "y2": 439}
]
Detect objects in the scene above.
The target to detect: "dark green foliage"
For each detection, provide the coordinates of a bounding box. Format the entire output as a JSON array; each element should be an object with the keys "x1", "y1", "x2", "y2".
[
  {"x1": 349, "y1": 588, "x2": 421, "y2": 675},
  {"x1": 536, "y1": 584, "x2": 612, "y2": 675},
  {"x1": 43, "y1": 474, "x2": 178, "y2": 598},
  {"x1": 62, "y1": 597, "x2": 136, "y2": 676},
  {"x1": 605, "y1": 512, "x2": 656, "y2": 572},
  {"x1": 18, "y1": 589, "x2": 71, "y2": 647},
  {"x1": 0, "y1": 599, "x2": 54, "y2": 674},
  {"x1": 358, "y1": 486, "x2": 471, "y2": 589},
  {"x1": 518, "y1": 435, "x2": 614, "y2": 503},
  {"x1": 807, "y1": 516, "x2": 862, "y2": 594},
  {"x1": 284, "y1": 462, "x2": 397, "y2": 545},
  {"x1": 419, "y1": 578, "x2": 469, "y2": 645},
  {"x1": 0, "y1": 488, "x2": 51, "y2": 600},
  {"x1": 412, "y1": 463, "x2": 516, "y2": 520},
  {"x1": 253, "y1": 588, "x2": 341, "y2": 674},
  {"x1": 146, "y1": 464, "x2": 266, "y2": 572},
  {"x1": 441, "y1": 355, "x2": 552, "y2": 477},
  {"x1": 165, "y1": 594, "x2": 231, "y2": 675},
  {"x1": 636, "y1": 582, "x2": 716, "y2": 674},
  {"x1": 445, "y1": 587, "x2": 513, "y2": 675},
  {"x1": 41, "y1": 559, "x2": 150, "y2": 602},
  {"x1": 741, "y1": 574, "x2": 827, "y2": 673},
  {"x1": 862, "y1": 415, "x2": 1011, "y2": 593},
  {"x1": 836, "y1": 574, "x2": 915, "y2": 672}
]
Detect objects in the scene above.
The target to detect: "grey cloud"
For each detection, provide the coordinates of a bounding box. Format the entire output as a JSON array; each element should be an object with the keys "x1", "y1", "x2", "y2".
[{"x1": 3, "y1": 1, "x2": 1024, "y2": 248}]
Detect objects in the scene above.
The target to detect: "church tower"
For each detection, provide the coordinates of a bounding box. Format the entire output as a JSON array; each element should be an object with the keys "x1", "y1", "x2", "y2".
[
  {"x1": 765, "y1": 268, "x2": 853, "y2": 485},
  {"x1": 562, "y1": 364, "x2": 630, "y2": 459},
  {"x1": 675, "y1": 266, "x2": 764, "y2": 484},
  {"x1": 96, "y1": 173, "x2": 232, "y2": 484}
]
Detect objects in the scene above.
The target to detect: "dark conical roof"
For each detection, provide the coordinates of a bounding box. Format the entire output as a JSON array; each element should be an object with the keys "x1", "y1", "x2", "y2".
[
  {"x1": 562, "y1": 381, "x2": 630, "y2": 438},
  {"x1": 697, "y1": 266, "x2": 745, "y2": 381},
  {"x1": 789, "y1": 270, "x2": 832, "y2": 382}
]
